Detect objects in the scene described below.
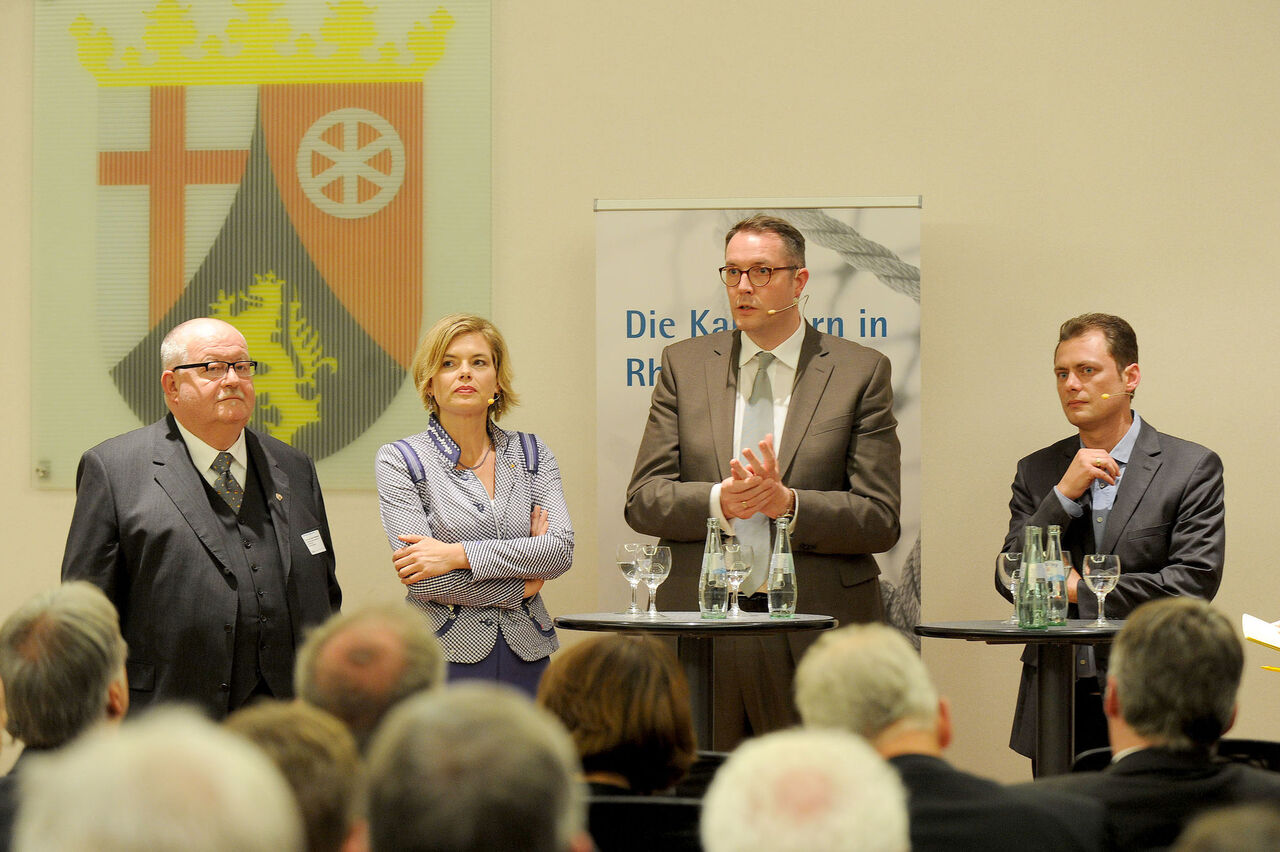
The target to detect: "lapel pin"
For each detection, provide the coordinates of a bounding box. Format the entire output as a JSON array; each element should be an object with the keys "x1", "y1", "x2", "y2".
[{"x1": 275, "y1": 493, "x2": 283, "y2": 502}]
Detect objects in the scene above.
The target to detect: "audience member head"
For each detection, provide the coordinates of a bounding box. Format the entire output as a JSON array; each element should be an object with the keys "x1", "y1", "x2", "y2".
[
  {"x1": 538, "y1": 634, "x2": 695, "y2": 793},
  {"x1": 1106, "y1": 597, "x2": 1241, "y2": 750},
  {"x1": 0, "y1": 581, "x2": 128, "y2": 749},
  {"x1": 225, "y1": 700, "x2": 363, "y2": 852},
  {"x1": 365, "y1": 682, "x2": 589, "y2": 852},
  {"x1": 14, "y1": 707, "x2": 303, "y2": 852},
  {"x1": 794, "y1": 623, "x2": 947, "y2": 755},
  {"x1": 701, "y1": 728, "x2": 909, "y2": 852},
  {"x1": 1173, "y1": 803, "x2": 1280, "y2": 851},
  {"x1": 294, "y1": 603, "x2": 446, "y2": 750}
]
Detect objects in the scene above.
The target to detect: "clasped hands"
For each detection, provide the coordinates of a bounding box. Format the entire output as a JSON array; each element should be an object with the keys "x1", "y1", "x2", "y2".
[
  {"x1": 719, "y1": 434, "x2": 794, "y2": 521},
  {"x1": 393, "y1": 506, "x2": 550, "y2": 599}
]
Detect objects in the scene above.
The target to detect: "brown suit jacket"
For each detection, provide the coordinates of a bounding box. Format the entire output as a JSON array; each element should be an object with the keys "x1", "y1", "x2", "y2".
[{"x1": 624, "y1": 324, "x2": 900, "y2": 742}]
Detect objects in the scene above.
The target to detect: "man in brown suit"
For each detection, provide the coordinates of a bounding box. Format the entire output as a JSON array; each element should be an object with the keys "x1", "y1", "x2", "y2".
[{"x1": 625, "y1": 214, "x2": 901, "y2": 749}]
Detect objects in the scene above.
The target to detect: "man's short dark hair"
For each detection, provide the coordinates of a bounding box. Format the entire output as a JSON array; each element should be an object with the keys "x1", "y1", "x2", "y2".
[
  {"x1": 0, "y1": 582, "x2": 127, "y2": 748},
  {"x1": 1058, "y1": 313, "x2": 1139, "y2": 375},
  {"x1": 1109, "y1": 598, "x2": 1242, "y2": 749},
  {"x1": 724, "y1": 214, "x2": 806, "y2": 267}
]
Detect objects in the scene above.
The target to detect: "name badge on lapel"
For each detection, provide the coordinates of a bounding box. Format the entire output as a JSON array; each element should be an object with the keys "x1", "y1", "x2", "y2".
[{"x1": 301, "y1": 530, "x2": 327, "y2": 555}]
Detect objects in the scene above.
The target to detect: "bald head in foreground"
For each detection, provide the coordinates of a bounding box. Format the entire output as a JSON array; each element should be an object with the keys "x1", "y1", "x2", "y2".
[
  {"x1": 701, "y1": 727, "x2": 909, "y2": 852},
  {"x1": 294, "y1": 603, "x2": 446, "y2": 751},
  {"x1": 61, "y1": 317, "x2": 341, "y2": 718}
]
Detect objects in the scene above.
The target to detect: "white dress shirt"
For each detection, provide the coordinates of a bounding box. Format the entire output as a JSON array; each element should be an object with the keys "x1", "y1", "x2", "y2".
[
  {"x1": 709, "y1": 320, "x2": 807, "y2": 534},
  {"x1": 173, "y1": 419, "x2": 249, "y2": 487}
]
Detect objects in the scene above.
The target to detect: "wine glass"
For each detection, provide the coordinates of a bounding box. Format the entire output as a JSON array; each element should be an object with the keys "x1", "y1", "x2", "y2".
[
  {"x1": 723, "y1": 543, "x2": 754, "y2": 618},
  {"x1": 617, "y1": 543, "x2": 643, "y2": 615},
  {"x1": 996, "y1": 552, "x2": 1022, "y2": 625},
  {"x1": 640, "y1": 545, "x2": 672, "y2": 618},
  {"x1": 1082, "y1": 554, "x2": 1121, "y2": 627}
]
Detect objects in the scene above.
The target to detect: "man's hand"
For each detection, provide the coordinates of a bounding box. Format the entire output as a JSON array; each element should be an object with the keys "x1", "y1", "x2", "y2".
[
  {"x1": 720, "y1": 469, "x2": 770, "y2": 519},
  {"x1": 523, "y1": 578, "x2": 545, "y2": 599},
  {"x1": 720, "y1": 435, "x2": 794, "y2": 520},
  {"x1": 1067, "y1": 567, "x2": 1081, "y2": 604},
  {"x1": 1057, "y1": 449, "x2": 1119, "y2": 501},
  {"x1": 393, "y1": 535, "x2": 465, "y2": 586}
]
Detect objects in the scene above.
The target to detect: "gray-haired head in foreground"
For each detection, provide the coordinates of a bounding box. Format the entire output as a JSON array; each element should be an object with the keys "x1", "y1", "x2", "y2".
[
  {"x1": 794, "y1": 623, "x2": 937, "y2": 740},
  {"x1": 14, "y1": 707, "x2": 303, "y2": 852},
  {"x1": 364, "y1": 682, "x2": 586, "y2": 852},
  {"x1": 1173, "y1": 803, "x2": 1280, "y2": 852},
  {"x1": 0, "y1": 581, "x2": 128, "y2": 748},
  {"x1": 294, "y1": 602, "x2": 446, "y2": 750},
  {"x1": 1109, "y1": 597, "x2": 1241, "y2": 749},
  {"x1": 701, "y1": 727, "x2": 909, "y2": 852}
]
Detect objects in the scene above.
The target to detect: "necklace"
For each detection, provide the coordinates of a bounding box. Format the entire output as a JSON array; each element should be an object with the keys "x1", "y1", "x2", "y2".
[{"x1": 457, "y1": 441, "x2": 492, "y2": 471}]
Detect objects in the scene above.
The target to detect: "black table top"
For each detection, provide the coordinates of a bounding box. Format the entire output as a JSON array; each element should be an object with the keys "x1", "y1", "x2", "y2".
[
  {"x1": 556, "y1": 612, "x2": 837, "y2": 637},
  {"x1": 915, "y1": 619, "x2": 1122, "y2": 645}
]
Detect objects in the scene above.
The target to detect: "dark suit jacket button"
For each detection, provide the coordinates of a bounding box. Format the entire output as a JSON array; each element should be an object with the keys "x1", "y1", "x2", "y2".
[
  {"x1": 219, "y1": 682, "x2": 230, "y2": 692},
  {"x1": 224, "y1": 623, "x2": 233, "y2": 633}
]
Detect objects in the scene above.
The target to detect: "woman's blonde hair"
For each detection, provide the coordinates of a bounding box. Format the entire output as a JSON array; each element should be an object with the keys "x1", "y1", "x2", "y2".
[{"x1": 411, "y1": 313, "x2": 519, "y2": 420}]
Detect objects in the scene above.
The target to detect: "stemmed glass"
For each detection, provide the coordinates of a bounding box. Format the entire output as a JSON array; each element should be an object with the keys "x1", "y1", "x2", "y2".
[
  {"x1": 616, "y1": 543, "x2": 644, "y2": 616},
  {"x1": 1082, "y1": 554, "x2": 1121, "y2": 627},
  {"x1": 640, "y1": 545, "x2": 672, "y2": 619},
  {"x1": 723, "y1": 543, "x2": 754, "y2": 618},
  {"x1": 996, "y1": 552, "x2": 1023, "y2": 625}
]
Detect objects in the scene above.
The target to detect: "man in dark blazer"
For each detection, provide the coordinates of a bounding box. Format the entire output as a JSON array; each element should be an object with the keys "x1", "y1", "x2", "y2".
[
  {"x1": 61, "y1": 317, "x2": 341, "y2": 719},
  {"x1": 995, "y1": 313, "x2": 1224, "y2": 760},
  {"x1": 626, "y1": 215, "x2": 901, "y2": 748},
  {"x1": 1025, "y1": 598, "x2": 1280, "y2": 851},
  {"x1": 0, "y1": 582, "x2": 130, "y2": 852},
  {"x1": 796, "y1": 623, "x2": 1107, "y2": 852}
]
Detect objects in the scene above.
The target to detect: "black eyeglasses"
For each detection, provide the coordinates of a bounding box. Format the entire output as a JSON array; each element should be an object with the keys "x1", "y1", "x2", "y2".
[
  {"x1": 718, "y1": 265, "x2": 799, "y2": 287},
  {"x1": 171, "y1": 360, "x2": 259, "y2": 380}
]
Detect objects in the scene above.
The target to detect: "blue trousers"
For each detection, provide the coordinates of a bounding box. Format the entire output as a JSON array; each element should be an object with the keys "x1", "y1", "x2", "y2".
[{"x1": 448, "y1": 639, "x2": 549, "y2": 698}]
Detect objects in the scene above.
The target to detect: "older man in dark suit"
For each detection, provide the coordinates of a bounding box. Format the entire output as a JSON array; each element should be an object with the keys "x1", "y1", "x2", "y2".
[
  {"x1": 61, "y1": 317, "x2": 341, "y2": 718},
  {"x1": 996, "y1": 313, "x2": 1225, "y2": 762},
  {"x1": 796, "y1": 623, "x2": 1107, "y2": 852},
  {"x1": 1025, "y1": 598, "x2": 1280, "y2": 850},
  {"x1": 626, "y1": 214, "x2": 901, "y2": 748}
]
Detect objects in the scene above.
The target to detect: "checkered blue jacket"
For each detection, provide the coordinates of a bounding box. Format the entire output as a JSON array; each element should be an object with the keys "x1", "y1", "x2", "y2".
[{"x1": 375, "y1": 417, "x2": 574, "y2": 663}]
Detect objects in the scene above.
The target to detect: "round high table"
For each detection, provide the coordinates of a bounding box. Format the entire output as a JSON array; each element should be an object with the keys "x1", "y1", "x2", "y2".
[
  {"x1": 555, "y1": 612, "x2": 837, "y2": 749},
  {"x1": 914, "y1": 619, "x2": 1122, "y2": 777}
]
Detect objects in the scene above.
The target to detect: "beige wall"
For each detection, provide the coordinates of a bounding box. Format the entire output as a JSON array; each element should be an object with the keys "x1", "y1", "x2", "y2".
[{"x1": 5, "y1": 0, "x2": 1280, "y2": 781}]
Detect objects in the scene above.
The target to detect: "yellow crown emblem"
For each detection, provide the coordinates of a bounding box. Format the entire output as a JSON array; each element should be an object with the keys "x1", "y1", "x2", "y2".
[{"x1": 72, "y1": 0, "x2": 455, "y2": 86}]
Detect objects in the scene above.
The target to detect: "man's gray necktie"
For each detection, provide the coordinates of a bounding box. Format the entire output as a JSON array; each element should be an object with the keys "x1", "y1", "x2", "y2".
[
  {"x1": 211, "y1": 452, "x2": 244, "y2": 514},
  {"x1": 738, "y1": 351, "x2": 774, "y2": 592}
]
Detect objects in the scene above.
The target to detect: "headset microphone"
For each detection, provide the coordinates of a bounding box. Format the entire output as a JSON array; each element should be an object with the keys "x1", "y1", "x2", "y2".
[
  {"x1": 766, "y1": 296, "x2": 804, "y2": 316},
  {"x1": 1100, "y1": 392, "x2": 1135, "y2": 399}
]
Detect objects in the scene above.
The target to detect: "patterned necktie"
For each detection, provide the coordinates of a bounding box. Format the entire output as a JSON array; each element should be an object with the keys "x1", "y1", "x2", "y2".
[
  {"x1": 211, "y1": 452, "x2": 244, "y2": 514},
  {"x1": 738, "y1": 351, "x2": 775, "y2": 592}
]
